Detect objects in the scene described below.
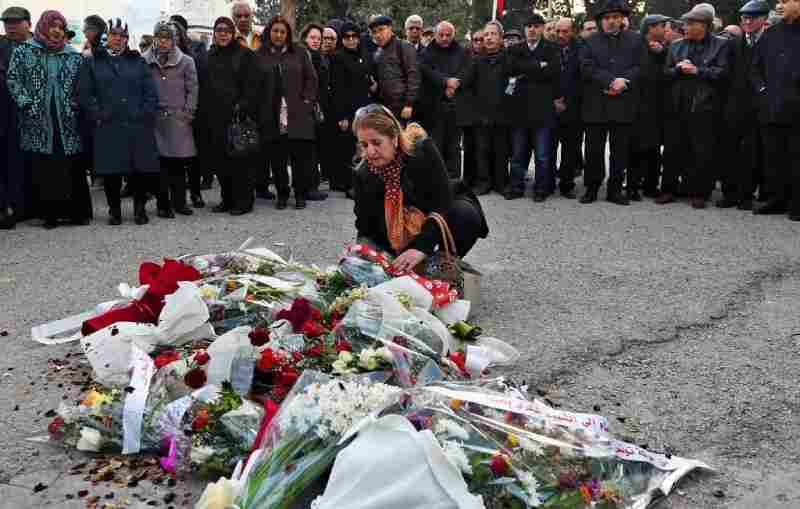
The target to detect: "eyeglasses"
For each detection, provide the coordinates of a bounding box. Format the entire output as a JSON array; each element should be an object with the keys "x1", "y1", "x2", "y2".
[{"x1": 343, "y1": 33, "x2": 359, "y2": 40}]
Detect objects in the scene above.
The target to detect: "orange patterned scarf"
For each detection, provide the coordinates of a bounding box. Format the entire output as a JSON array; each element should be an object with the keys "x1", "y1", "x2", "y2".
[{"x1": 368, "y1": 154, "x2": 426, "y2": 252}]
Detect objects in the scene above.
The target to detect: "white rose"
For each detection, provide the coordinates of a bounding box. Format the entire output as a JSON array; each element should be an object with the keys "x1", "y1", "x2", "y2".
[
  {"x1": 190, "y1": 445, "x2": 216, "y2": 465},
  {"x1": 196, "y1": 477, "x2": 237, "y2": 509},
  {"x1": 375, "y1": 347, "x2": 394, "y2": 364},
  {"x1": 332, "y1": 360, "x2": 349, "y2": 374},
  {"x1": 76, "y1": 427, "x2": 104, "y2": 452},
  {"x1": 358, "y1": 349, "x2": 375, "y2": 369},
  {"x1": 338, "y1": 351, "x2": 353, "y2": 364}
]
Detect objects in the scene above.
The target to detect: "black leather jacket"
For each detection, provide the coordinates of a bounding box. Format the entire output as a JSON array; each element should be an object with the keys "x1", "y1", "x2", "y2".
[{"x1": 663, "y1": 34, "x2": 730, "y2": 115}]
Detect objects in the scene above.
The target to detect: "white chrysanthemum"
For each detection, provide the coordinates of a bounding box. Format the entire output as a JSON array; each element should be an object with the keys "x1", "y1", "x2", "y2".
[
  {"x1": 434, "y1": 419, "x2": 471, "y2": 441},
  {"x1": 520, "y1": 436, "x2": 545, "y2": 456},
  {"x1": 517, "y1": 471, "x2": 543, "y2": 507},
  {"x1": 441, "y1": 440, "x2": 472, "y2": 475}
]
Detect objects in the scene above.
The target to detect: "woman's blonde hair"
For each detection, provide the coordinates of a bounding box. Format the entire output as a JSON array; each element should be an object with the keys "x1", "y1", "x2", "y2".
[{"x1": 352, "y1": 104, "x2": 427, "y2": 158}]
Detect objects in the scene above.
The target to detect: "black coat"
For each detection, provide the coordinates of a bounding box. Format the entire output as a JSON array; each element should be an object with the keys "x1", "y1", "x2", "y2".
[
  {"x1": 663, "y1": 35, "x2": 730, "y2": 116},
  {"x1": 200, "y1": 42, "x2": 255, "y2": 171},
  {"x1": 557, "y1": 42, "x2": 582, "y2": 125},
  {"x1": 633, "y1": 41, "x2": 667, "y2": 149},
  {"x1": 78, "y1": 48, "x2": 160, "y2": 176},
  {"x1": 418, "y1": 40, "x2": 471, "y2": 122},
  {"x1": 751, "y1": 22, "x2": 800, "y2": 126},
  {"x1": 353, "y1": 137, "x2": 488, "y2": 256},
  {"x1": 330, "y1": 47, "x2": 372, "y2": 122},
  {"x1": 579, "y1": 30, "x2": 643, "y2": 124},
  {"x1": 373, "y1": 36, "x2": 421, "y2": 112},
  {"x1": 307, "y1": 48, "x2": 331, "y2": 113},
  {"x1": 247, "y1": 49, "x2": 281, "y2": 144},
  {"x1": 506, "y1": 40, "x2": 561, "y2": 128},
  {"x1": 724, "y1": 35, "x2": 759, "y2": 124}
]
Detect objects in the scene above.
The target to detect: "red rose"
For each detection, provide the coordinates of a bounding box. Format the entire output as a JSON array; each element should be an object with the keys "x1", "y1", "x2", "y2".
[
  {"x1": 449, "y1": 351, "x2": 467, "y2": 373},
  {"x1": 258, "y1": 349, "x2": 278, "y2": 371},
  {"x1": 194, "y1": 351, "x2": 210, "y2": 366},
  {"x1": 271, "y1": 386, "x2": 289, "y2": 401},
  {"x1": 184, "y1": 368, "x2": 207, "y2": 389},
  {"x1": 154, "y1": 350, "x2": 181, "y2": 369},
  {"x1": 335, "y1": 339, "x2": 352, "y2": 352},
  {"x1": 279, "y1": 366, "x2": 299, "y2": 388},
  {"x1": 301, "y1": 320, "x2": 326, "y2": 338},
  {"x1": 276, "y1": 298, "x2": 313, "y2": 331},
  {"x1": 489, "y1": 454, "x2": 510, "y2": 477},
  {"x1": 249, "y1": 327, "x2": 270, "y2": 347},
  {"x1": 304, "y1": 344, "x2": 324, "y2": 357},
  {"x1": 48, "y1": 416, "x2": 65, "y2": 438},
  {"x1": 310, "y1": 306, "x2": 323, "y2": 321},
  {"x1": 192, "y1": 409, "x2": 209, "y2": 431}
]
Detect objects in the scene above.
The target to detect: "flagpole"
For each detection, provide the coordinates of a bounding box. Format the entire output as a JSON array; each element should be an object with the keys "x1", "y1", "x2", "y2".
[{"x1": 492, "y1": 0, "x2": 498, "y2": 20}]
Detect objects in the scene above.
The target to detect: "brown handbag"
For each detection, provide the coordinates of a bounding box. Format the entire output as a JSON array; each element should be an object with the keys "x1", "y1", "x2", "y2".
[{"x1": 421, "y1": 213, "x2": 465, "y2": 295}]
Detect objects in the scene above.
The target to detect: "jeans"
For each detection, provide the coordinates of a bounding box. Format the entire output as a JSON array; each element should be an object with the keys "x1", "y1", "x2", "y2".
[{"x1": 510, "y1": 127, "x2": 553, "y2": 194}]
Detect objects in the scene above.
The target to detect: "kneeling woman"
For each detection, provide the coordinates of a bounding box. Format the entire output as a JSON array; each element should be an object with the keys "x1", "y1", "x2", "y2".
[{"x1": 352, "y1": 104, "x2": 489, "y2": 272}]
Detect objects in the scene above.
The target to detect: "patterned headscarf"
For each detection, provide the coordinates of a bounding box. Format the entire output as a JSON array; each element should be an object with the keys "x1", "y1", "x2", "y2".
[
  {"x1": 35, "y1": 10, "x2": 68, "y2": 51},
  {"x1": 367, "y1": 153, "x2": 426, "y2": 252}
]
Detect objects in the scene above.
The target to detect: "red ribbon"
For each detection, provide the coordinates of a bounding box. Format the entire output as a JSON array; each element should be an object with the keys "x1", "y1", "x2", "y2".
[{"x1": 345, "y1": 244, "x2": 458, "y2": 308}]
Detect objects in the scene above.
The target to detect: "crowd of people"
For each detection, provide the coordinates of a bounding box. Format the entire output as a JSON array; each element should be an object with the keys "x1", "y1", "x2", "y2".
[{"x1": 0, "y1": 0, "x2": 799, "y2": 231}]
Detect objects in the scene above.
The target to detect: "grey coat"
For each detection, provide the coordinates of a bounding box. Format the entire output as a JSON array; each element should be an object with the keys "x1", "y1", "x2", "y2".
[{"x1": 143, "y1": 47, "x2": 198, "y2": 158}]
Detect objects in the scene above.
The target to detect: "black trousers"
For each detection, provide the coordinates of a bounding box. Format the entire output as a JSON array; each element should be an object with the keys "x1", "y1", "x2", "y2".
[
  {"x1": 462, "y1": 127, "x2": 478, "y2": 188},
  {"x1": 554, "y1": 121, "x2": 582, "y2": 193},
  {"x1": 430, "y1": 106, "x2": 462, "y2": 179},
  {"x1": 662, "y1": 113, "x2": 715, "y2": 197},
  {"x1": 265, "y1": 137, "x2": 315, "y2": 198},
  {"x1": 721, "y1": 123, "x2": 762, "y2": 203},
  {"x1": 329, "y1": 128, "x2": 357, "y2": 192},
  {"x1": 584, "y1": 123, "x2": 631, "y2": 194},
  {"x1": 442, "y1": 198, "x2": 486, "y2": 257},
  {"x1": 763, "y1": 125, "x2": 800, "y2": 214},
  {"x1": 158, "y1": 156, "x2": 189, "y2": 211},
  {"x1": 629, "y1": 147, "x2": 662, "y2": 194},
  {"x1": 218, "y1": 152, "x2": 256, "y2": 211},
  {"x1": 474, "y1": 126, "x2": 509, "y2": 192},
  {"x1": 186, "y1": 156, "x2": 204, "y2": 196},
  {"x1": 104, "y1": 175, "x2": 149, "y2": 211}
]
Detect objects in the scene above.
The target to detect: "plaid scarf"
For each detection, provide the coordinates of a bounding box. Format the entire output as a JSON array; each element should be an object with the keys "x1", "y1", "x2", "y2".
[{"x1": 368, "y1": 154, "x2": 426, "y2": 252}]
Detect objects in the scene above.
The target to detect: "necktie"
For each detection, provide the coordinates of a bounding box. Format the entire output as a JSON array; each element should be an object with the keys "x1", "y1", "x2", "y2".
[{"x1": 747, "y1": 34, "x2": 753, "y2": 47}]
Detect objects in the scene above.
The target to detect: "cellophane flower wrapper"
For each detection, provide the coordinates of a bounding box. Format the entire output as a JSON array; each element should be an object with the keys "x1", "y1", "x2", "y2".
[
  {"x1": 382, "y1": 380, "x2": 711, "y2": 509},
  {"x1": 236, "y1": 370, "x2": 403, "y2": 509}
]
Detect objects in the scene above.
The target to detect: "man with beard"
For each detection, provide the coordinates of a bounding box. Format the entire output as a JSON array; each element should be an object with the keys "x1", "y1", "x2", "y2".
[
  {"x1": 579, "y1": 0, "x2": 642, "y2": 205},
  {"x1": 419, "y1": 21, "x2": 470, "y2": 178},
  {"x1": 718, "y1": 0, "x2": 770, "y2": 210}
]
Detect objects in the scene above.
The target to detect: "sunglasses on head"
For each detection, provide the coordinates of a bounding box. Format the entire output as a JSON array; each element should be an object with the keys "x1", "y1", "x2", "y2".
[{"x1": 355, "y1": 103, "x2": 393, "y2": 119}]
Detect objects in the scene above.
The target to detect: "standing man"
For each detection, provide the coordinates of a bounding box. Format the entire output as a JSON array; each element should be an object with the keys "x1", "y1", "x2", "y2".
[
  {"x1": 461, "y1": 30, "x2": 485, "y2": 188},
  {"x1": 581, "y1": 19, "x2": 598, "y2": 39},
  {"x1": 507, "y1": 14, "x2": 561, "y2": 202},
  {"x1": 658, "y1": 4, "x2": 730, "y2": 209},
  {"x1": 751, "y1": 0, "x2": 800, "y2": 220},
  {"x1": 718, "y1": 0, "x2": 770, "y2": 210},
  {"x1": 0, "y1": 6, "x2": 32, "y2": 229},
  {"x1": 665, "y1": 19, "x2": 686, "y2": 43},
  {"x1": 405, "y1": 15, "x2": 424, "y2": 52},
  {"x1": 628, "y1": 14, "x2": 669, "y2": 201},
  {"x1": 233, "y1": 1, "x2": 262, "y2": 50},
  {"x1": 369, "y1": 15, "x2": 421, "y2": 123},
  {"x1": 553, "y1": 17, "x2": 582, "y2": 199},
  {"x1": 422, "y1": 27, "x2": 435, "y2": 48},
  {"x1": 579, "y1": 0, "x2": 642, "y2": 205},
  {"x1": 419, "y1": 21, "x2": 470, "y2": 178}
]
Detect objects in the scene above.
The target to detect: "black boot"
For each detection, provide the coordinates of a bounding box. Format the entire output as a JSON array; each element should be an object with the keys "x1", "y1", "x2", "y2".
[
  {"x1": 108, "y1": 207, "x2": 122, "y2": 226},
  {"x1": 580, "y1": 188, "x2": 598, "y2": 204},
  {"x1": 0, "y1": 210, "x2": 15, "y2": 230},
  {"x1": 134, "y1": 203, "x2": 149, "y2": 225},
  {"x1": 753, "y1": 199, "x2": 787, "y2": 215}
]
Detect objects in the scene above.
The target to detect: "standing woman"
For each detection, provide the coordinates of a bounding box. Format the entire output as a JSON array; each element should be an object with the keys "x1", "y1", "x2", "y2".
[
  {"x1": 301, "y1": 22, "x2": 330, "y2": 202},
  {"x1": 330, "y1": 21, "x2": 372, "y2": 195},
  {"x1": 6, "y1": 10, "x2": 91, "y2": 229},
  {"x1": 255, "y1": 15, "x2": 318, "y2": 210},
  {"x1": 143, "y1": 21, "x2": 199, "y2": 219},
  {"x1": 203, "y1": 16, "x2": 258, "y2": 215},
  {"x1": 79, "y1": 19, "x2": 160, "y2": 226}
]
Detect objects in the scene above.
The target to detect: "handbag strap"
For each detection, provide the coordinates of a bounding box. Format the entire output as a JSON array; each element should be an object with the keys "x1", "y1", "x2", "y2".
[{"x1": 428, "y1": 213, "x2": 457, "y2": 258}]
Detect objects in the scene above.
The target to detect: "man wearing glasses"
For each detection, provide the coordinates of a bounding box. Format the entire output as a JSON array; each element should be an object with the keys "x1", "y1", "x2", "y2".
[
  {"x1": 405, "y1": 15, "x2": 424, "y2": 52},
  {"x1": 368, "y1": 15, "x2": 421, "y2": 123},
  {"x1": 718, "y1": 0, "x2": 770, "y2": 210}
]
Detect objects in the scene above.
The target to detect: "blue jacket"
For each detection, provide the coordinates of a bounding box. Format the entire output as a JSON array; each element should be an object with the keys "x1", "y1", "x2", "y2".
[{"x1": 6, "y1": 39, "x2": 83, "y2": 155}]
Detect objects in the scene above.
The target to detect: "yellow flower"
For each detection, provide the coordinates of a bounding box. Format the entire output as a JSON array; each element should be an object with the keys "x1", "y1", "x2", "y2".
[
  {"x1": 81, "y1": 389, "x2": 112, "y2": 407},
  {"x1": 506, "y1": 433, "x2": 520, "y2": 448}
]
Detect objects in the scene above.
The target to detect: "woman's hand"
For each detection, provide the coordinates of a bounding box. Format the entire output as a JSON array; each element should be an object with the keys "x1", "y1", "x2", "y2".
[{"x1": 392, "y1": 249, "x2": 426, "y2": 273}]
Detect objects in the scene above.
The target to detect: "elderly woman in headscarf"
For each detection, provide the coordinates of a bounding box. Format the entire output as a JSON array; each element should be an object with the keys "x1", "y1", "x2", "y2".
[
  {"x1": 143, "y1": 21, "x2": 199, "y2": 219},
  {"x1": 79, "y1": 19, "x2": 160, "y2": 226},
  {"x1": 6, "y1": 10, "x2": 92, "y2": 229},
  {"x1": 201, "y1": 16, "x2": 259, "y2": 215}
]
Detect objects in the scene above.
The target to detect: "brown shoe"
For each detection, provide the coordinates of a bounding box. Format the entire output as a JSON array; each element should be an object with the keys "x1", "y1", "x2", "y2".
[
  {"x1": 690, "y1": 197, "x2": 706, "y2": 209},
  {"x1": 654, "y1": 193, "x2": 675, "y2": 205}
]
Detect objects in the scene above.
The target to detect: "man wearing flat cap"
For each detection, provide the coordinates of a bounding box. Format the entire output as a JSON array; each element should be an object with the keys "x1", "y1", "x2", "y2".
[
  {"x1": 369, "y1": 15, "x2": 421, "y2": 122},
  {"x1": 717, "y1": 0, "x2": 770, "y2": 210},
  {"x1": 579, "y1": 0, "x2": 643, "y2": 206},
  {"x1": 657, "y1": 2, "x2": 730, "y2": 209},
  {"x1": 0, "y1": 6, "x2": 33, "y2": 229}
]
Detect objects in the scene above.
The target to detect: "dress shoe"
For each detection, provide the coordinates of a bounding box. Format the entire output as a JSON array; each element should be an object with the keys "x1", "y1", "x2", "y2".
[
  {"x1": 560, "y1": 188, "x2": 577, "y2": 199},
  {"x1": 295, "y1": 197, "x2": 307, "y2": 210},
  {"x1": 789, "y1": 212, "x2": 800, "y2": 221},
  {"x1": 276, "y1": 197, "x2": 288, "y2": 210},
  {"x1": 108, "y1": 211, "x2": 122, "y2": 226},
  {"x1": 607, "y1": 193, "x2": 630, "y2": 206},
  {"x1": 532, "y1": 192, "x2": 547, "y2": 203},
  {"x1": 579, "y1": 189, "x2": 597, "y2": 204},
  {"x1": 134, "y1": 204, "x2": 149, "y2": 225},
  {"x1": 627, "y1": 189, "x2": 642, "y2": 202},
  {"x1": 473, "y1": 183, "x2": 492, "y2": 196},
  {"x1": 715, "y1": 198, "x2": 738, "y2": 209},
  {"x1": 257, "y1": 189, "x2": 276, "y2": 200},
  {"x1": 690, "y1": 197, "x2": 706, "y2": 209},
  {"x1": 737, "y1": 200, "x2": 753, "y2": 211},
  {"x1": 212, "y1": 203, "x2": 231, "y2": 213},
  {"x1": 175, "y1": 206, "x2": 194, "y2": 216},
  {"x1": 0, "y1": 212, "x2": 15, "y2": 230},
  {"x1": 504, "y1": 190, "x2": 523, "y2": 200},
  {"x1": 191, "y1": 193, "x2": 205, "y2": 208},
  {"x1": 643, "y1": 189, "x2": 660, "y2": 199},
  {"x1": 230, "y1": 207, "x2": 252, "y2": 216},
  {"x1": 654, "y1": 193, "x2": 675, "y2": 205},
  {"x1": 305, "y1": 190, "x2": 328, "y2": 201},
  {"x1": 158, "y1": 208, "x2": 175, "y2": 219},
  {"x1": 753, "y1": 199, "x2": 787, "y2": 215}
]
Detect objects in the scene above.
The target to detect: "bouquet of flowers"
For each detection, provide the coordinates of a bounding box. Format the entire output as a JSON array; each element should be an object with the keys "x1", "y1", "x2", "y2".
[{"x1": 236, "y1": 370, "x2": 402, "y2": 509}]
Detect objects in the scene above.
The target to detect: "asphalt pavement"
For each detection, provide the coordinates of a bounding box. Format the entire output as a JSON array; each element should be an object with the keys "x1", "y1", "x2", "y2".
[{"x1": 1, "y1": 180, "x2": 799, "y2": 508}]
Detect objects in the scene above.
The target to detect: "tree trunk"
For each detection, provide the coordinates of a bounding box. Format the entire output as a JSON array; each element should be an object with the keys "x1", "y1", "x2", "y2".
[{"x1": 281, "y1": 0, "x2": 297, "y2": 31}]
